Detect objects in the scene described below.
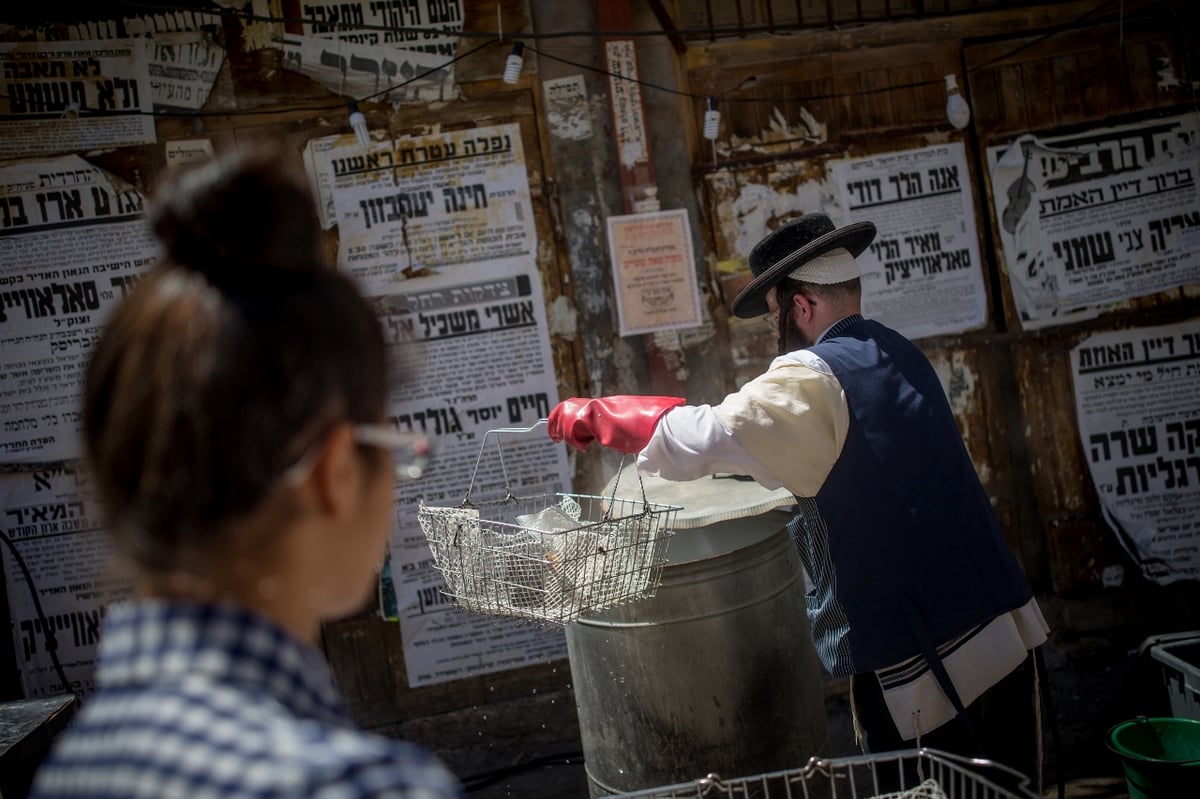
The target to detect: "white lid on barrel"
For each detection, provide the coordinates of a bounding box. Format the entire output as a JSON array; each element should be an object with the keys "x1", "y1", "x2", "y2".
[{"x1": 602, "y1": 461, "x2": 794, "y2": 530}]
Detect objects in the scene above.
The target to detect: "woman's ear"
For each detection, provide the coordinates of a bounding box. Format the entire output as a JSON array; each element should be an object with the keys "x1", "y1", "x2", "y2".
[{"x1": 303, "y1": 423, "x2": 358, "y2": 518}]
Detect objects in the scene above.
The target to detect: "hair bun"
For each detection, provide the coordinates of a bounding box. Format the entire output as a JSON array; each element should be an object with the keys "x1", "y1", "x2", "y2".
[{"x1": 150, "y1": 150, "x2": 323, "y2": 283}]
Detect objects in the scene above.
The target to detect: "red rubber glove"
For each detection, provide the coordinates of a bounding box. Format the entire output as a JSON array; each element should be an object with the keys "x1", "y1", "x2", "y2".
[{"x1": 548, "y1": 396, "x2": 686, "y2": 453}]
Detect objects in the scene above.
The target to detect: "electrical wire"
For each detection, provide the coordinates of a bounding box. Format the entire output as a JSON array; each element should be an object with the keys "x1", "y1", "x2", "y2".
[
  {"x1": 0, "y1": 37, "x2": 497, "y2": 118},
  {"x1": 0, "y1": 0, "x2": 1162, "y2": 120}
]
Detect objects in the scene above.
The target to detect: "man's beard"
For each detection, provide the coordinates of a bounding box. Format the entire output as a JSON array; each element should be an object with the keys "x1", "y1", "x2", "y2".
[{"x1": 777, "y1": 314, "x2": 812, "y2": 355}]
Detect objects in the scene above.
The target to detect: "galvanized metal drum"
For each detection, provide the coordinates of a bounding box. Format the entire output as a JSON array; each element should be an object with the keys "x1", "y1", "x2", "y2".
[{"x1": 567, "y1": 467, "x2": 830, "y2": 797}]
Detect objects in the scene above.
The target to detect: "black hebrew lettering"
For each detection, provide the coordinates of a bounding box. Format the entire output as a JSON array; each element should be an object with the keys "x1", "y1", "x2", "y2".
[
  {"x1": 882, "y1": 250, "x2": 970, "y2": 285},
  {"x1": 1, "y1": 196, "x2": 29, "y2": 228},
  {"x1": 1164, "y1": 420, "x2": 1200, "y2": 454},
  {"x1": 1142, "y1": 336, "x2": 1176, "y2": 360},
  {"x1": 1115, "y1": 462, "x2": 1155, "y2": 495},
  {"x1": 927, "y1": 165, "x2": 959, "y2": 192},
  {"x1": 465, "y1": 404, "x2": 504, "y2": 425},
  {"x1": 1052, "y1": 231, "x2": 1115, "y2": 272},
  {"x1": 484, "y1": 300, "x2": 536, "y2": 327},
  {"x1": 1147, "y1": 211, "x2": 1200, "y2": 253},
  {"x1": 417, "y1": 584, "x2": 450, "y2": 612},
  {"x1": 319, "y1": 49, "x2": 347, "y2": 75},
  {"x1": 3, "y1": 60, "x2": 67, "y2": 79},
  {"x1": 441, "y1": 184, "x2": 487, "y2": 213},
  {"x1": 1156, "y1": 456, "x2": 1195, "y2": 489},
  {"x1": 1117, "y1": 228, "x2": 1144, "y2": 254},
  {"x1": 888, "y1": 171, "x2": 924, "y2": 198},
  {"x1": 870, "y1": 238, "x2": 900, "y2": 261},
  {"x1": 1077, "y1": 342, "x2": 1135, "y2": 370},
  {"x1": 8, "y1": 80, "x2": 88, "y2": 114},
  {"x1": 505, "y1": 392, "x2": 551, "y2": 423},
  {"x1": 427, "y1": 0, "x2": 461, "y2": 23},
  {"x1": 846, "y1": 178, "x2": 883, "y2": 206},
  {"x1": 35, "y1": 189, "x2": 84, "y2": 224},
  {"x1": 350, "y1": 53, "x2": 380, "y2": 92}
]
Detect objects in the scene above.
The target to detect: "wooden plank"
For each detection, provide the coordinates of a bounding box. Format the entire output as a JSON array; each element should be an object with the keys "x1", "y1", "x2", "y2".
[
  {"x1": 1023, "y1": 58, "x2": 1061, "y2": 131},
  {"x1": 685, "y1": 0, "x2": 1154, "y2": 70},
  {"x1": 1051, "y1": 53, "x2": 1085, "y2": 126}
]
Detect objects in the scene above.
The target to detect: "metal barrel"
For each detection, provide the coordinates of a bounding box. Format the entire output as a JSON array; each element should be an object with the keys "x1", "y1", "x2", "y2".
[{"x1": 566, "y1": 514, "x2": 830, "y2": 797}]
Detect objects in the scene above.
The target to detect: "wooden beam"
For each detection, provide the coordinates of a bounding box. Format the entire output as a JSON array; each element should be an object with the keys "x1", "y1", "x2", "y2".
[
  {"x1": 685, "y1": 0, "x2": 1158, "y2": 73},
  {"x1": 645, "y1": 0, "x2": 688, "y2": 54}
]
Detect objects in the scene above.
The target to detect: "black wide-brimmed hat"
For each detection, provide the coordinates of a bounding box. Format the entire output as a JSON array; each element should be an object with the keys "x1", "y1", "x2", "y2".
[{"x1": 729, "y1": 213, "x2": 876, "y2": 318}]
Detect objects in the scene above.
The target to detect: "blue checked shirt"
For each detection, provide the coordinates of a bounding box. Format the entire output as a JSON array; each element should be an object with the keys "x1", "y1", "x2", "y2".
[{"x1": 30, "y1": 600, "x2": 463, "y2": 799}]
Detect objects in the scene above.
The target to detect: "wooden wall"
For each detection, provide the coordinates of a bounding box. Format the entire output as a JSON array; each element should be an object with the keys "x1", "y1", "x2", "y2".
[
  {"x1": 680, "y1": 0, "x2": 1198, "y2": 599},
  {"x1": 4, "y1": 0, "x2": 1198, "y2": 727}
]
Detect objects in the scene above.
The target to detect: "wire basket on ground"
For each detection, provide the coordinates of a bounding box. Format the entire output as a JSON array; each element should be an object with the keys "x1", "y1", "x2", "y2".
[
  {"x1": 605, "y1": 748, "x2": 1035, "y2": 799},
  {"x1": 417, "y1": 421, "x2": 680, "y2": 625}
]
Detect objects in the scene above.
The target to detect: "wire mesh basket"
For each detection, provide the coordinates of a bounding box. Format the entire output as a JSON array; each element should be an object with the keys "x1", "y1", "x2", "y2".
[
  {"x1": 417, "y1": 420, "x2": 680, "y2": 625},
  {"x1": 606, "y1": 748, "x2": 1035, "y2": 799}
]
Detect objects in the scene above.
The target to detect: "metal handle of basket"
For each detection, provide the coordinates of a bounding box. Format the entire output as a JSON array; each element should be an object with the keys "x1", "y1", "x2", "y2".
[
  {"x1": 464, "y1": 418, "x2": 655, "y2": 518},
  {"x1": 463, "y1": 419, "x2": 549, "y2": 504}
]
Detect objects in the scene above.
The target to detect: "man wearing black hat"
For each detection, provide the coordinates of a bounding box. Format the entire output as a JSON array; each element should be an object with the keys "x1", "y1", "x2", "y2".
[{"x1": 548, "y1": 213, "x2": 1049, "y2": 784}]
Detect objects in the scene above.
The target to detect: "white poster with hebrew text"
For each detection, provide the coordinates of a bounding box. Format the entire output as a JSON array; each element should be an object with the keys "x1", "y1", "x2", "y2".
[
  {"x1": 0, "y1": 467, "x2": 132, "y2": 697},
  {"x1": 1070, "y1": 319, "x2": 1200, "y2": 584},
  {"x1": 833, "y1": 142, "x2": 988, "y2": 340},
  {"x1": 0, "y1": 156, "x2": 157, "y2": 464},
  {"x1": 989, "y1": 113, "x2": 1200, "y2": 330},
  {"x1": 305, "y1": 123, "x2": 570, "y2": 686}
]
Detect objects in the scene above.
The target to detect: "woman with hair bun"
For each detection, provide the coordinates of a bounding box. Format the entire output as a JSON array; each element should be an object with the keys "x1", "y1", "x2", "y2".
[{"x1": 30, "y1": 150, "x2": 461, "y2": 799}]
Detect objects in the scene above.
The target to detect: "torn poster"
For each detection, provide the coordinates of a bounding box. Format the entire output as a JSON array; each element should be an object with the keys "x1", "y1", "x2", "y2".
[
  {"x1": 0, "y1": 466, "x2": 132, "y2": 697},
  {"x1": 280, "y1": 0, "x2": 461, "y2": 103},
  {"x1": 0, "y1": 39, "x2": 156, "y2": 159},
  {"x1": 988, "y1": 112, "x2": 1200, "y2": 330},
  {"x1": 143, "y1": 32, "x2": 225, "y2": 111},
  {"x1": 1070, "y1": 319, "x2": 1200, "y2": 585},
  {"x1": 311, "y1": 123, "x2": 536, "y2": 297},
  {"x1": 305, "y1": 121, "x2": 570, "y2": 686},
  {"x1": 0, "y1": 156, "x2": 158, "y2": 464}
]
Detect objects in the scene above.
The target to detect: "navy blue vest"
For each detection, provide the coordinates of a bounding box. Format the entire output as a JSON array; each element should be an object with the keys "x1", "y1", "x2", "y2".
[{"x1": 794, "y1": 316, "x2": 1032, "y2": 675}]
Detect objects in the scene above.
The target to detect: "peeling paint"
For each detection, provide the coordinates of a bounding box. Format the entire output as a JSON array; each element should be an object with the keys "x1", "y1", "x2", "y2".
[
  {"x1": 931, "y1": 350, "x2": 989, "y2": 482},
  {"x1": 932, "y1": 351, "x2": 978, "y2": 417},
  {"x1": 607, "y1": 337, "x2": 638, "y2": 396},
  {"x1": 567, "y1": 206, "x2": 609, "y2": 316},
  {"x1": 1156, "y1": 57, "x2": 1182, "y2": 90},
  {"x1": 727, "y1": 177, "x2": 837, "y2": 257},
  {"x1": 543, "y1": 74, "x2": 593, "y2": 141},
  {"x1": 546, "y1": 294, "x2": 578, "y2": 339},
  {"x1": 718, "y1": 105, "x2": 827, "y2": 157},
  {"x1": 651, "y1": 329, "x2": 690, "y2": 382}
]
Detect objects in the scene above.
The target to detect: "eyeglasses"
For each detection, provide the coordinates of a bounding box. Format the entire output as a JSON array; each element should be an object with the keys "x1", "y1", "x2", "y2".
[{"x1": 353, "y1": 424, "x2": 431, "y2": 482}]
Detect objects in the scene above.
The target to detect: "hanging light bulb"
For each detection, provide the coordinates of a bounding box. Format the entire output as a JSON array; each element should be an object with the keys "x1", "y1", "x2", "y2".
[
  {"x1": 944, "y1": 74, "x2": 971, "y2": 130},
  {"x1": 503, "y1": 41, "x2": 524, "y2": 85},
  {"x1": 347, "y1": 100, "x2": 370, "y2": 149},
  {"x1": 703, "y1": 97, "x2": 721, "y2": 141}
]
